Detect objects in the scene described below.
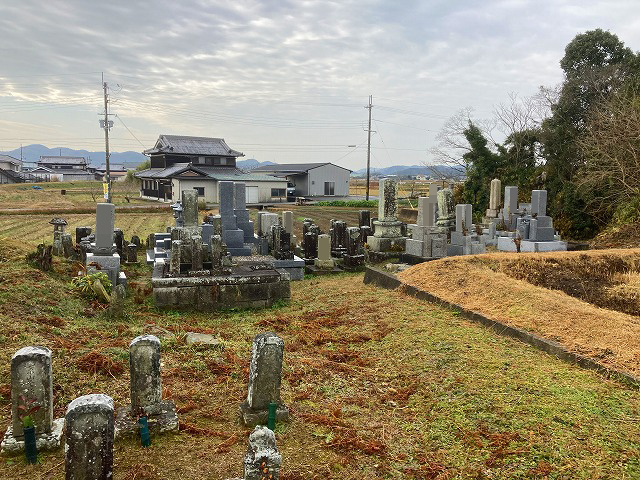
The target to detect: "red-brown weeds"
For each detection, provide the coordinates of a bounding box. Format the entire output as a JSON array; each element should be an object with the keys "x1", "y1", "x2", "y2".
[{"x1": 75, "y1": 351, "x2": 125, "y2": 376}]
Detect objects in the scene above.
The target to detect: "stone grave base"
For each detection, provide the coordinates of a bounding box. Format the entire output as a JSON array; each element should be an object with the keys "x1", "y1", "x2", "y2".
[
  {"x1": 1, "y1": 418, "x2": 64, "y2": 453},
  {"x1": 273, "y1": 256, "x2": 305, "y2": 281},
  {"x1": 114, "y1": 401, "x2": 179, "y2": 439},
  {"x1": 152, "y1": 259, "x2": 291, "y2": 311},
  {"x1": 366, "y1": 235, "x2": 406, "y2": 253},
  {"x1": 86, "y1": 252, "x2": 126, "y2": 286},
  {"x1": 497, "y1": 237, "x2": 568, "y2": 253},
  {"x1": 341, "y1": 255, "x2": 365, "y2": 271},
  {"x1": 305, "y1": 264, "x2": 343, "y2": 275},
  {"x1": 398, "y1": 253, "x2": 438, "y2": 265},
  {"x1": 240, "y1": 401, "x2": 289, "y2": 428}
]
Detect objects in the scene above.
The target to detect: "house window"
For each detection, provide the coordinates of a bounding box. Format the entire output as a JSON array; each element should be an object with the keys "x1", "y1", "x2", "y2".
[
  {"x1": 193, "y1": 187, "x2": 205, "y2": 196},
  {"x1": 271, "y1": 188, "x2": 286, "y2": 197},
  {"x1": 324, "y1": 182, "x2": 335, "y2": 195}
]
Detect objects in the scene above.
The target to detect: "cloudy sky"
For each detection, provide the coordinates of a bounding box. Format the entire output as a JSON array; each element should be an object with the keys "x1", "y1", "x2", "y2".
[{"x1": 1, "y1": 0, "x2": 639, "y2": 170}]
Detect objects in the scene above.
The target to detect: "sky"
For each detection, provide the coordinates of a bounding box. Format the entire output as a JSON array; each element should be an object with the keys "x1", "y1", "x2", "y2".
[{"x1": 0, "y1": 0, "x2": 639, "y2": 171}]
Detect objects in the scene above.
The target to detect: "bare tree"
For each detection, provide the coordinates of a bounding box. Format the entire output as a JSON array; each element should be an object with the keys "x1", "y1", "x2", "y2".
[{"x1": 576, "y1": 85, "x2": 640, "y2": 218}]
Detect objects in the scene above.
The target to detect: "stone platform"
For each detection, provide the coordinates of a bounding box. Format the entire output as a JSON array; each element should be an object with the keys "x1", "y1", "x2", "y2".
[
  {"x1": 114, "y1": 401, "x2": 179, "y2": 439},
  {"x1": 1, "y1": 418, "x2": 64, "y2": 453},
  {"x1": 152, "y1": 260, "x2": 290, "y2": 311},
  {"x1": 497, "y1": 237, "x2": 568, "y2": 253},
  {"x1": 240, "y1": 401, "x2": 289, "y2": 428}
]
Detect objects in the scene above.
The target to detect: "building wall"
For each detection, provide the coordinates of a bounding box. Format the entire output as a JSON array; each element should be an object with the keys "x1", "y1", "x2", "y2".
[
  {"x1": 0, "y1": 161, "x2": 20, "y2": 172},
  {"x1": 307, "y1": 164, "x2": 351, "y2": 196},
  {"x1": 289, "y1": 174, "x2": 308, "y2": 196},
  {"x1": 172, "y1": 178, "x2": 218, "y2": 204}
]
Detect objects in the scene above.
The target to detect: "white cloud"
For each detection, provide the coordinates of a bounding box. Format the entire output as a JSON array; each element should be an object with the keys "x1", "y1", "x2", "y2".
[{"x1": 0, "y1": 0, "x2": 639, "y2": 168}]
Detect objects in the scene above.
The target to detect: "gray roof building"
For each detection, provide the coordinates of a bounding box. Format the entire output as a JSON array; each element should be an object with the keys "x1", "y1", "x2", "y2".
[
  {"x1": 38, "y1": 156, "x2": 88, "y2": 166},
  {"x1": 144, "y1": 135, "x2": 243, "y2": 157}
]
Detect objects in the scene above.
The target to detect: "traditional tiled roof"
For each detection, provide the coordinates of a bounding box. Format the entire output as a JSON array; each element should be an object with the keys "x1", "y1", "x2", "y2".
[
  {"x1": 0, "y1": 154, "x2": 22, "y2": 166},
  {"x1": 135, "y1": 164, "x2": 284, "y2": 182},
  {"x1": 143, "y1": 135, "x2": 244, "y2": 157},
  {"x1": 252, "y1": 162, "x2": 351, "y2": 173},
  {"x1": 38, "y1": 156, "x2": 87, "y2": 165}
]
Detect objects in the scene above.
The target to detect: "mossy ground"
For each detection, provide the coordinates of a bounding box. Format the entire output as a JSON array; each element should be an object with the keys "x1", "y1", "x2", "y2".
[{"x1": 0, "y1": 238, "x2": 638, "y2": 479}]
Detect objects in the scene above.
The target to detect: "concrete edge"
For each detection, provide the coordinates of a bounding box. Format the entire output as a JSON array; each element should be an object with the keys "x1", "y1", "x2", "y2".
[{"x1": 364, "y1": 266, "x2": 640, "y2": 389}]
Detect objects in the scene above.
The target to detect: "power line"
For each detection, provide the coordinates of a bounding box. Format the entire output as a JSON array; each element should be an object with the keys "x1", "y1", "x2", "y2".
[{"x1": 114, "y1": 114, "x2": 146, "y2": 149}]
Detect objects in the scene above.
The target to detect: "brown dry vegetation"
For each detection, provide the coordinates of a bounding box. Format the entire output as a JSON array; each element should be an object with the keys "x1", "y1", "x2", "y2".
[
  {"x1": 590, "y1": 220, "x2": 640, "y2": 249},
  {"x1": 399, "y1": 249, "x2": 640, "y2": 377}
]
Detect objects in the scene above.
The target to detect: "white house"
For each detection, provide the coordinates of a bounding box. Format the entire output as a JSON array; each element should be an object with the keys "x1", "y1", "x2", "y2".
[{"x1": 252, "y1": 162, "x2": 352, "y2": 197}]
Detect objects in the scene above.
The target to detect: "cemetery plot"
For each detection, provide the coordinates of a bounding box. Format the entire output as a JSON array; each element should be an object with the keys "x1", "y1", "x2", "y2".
[
  {"x1": 398, "y1": 249, "x2": 640, "y2": 377},
  {"x1": 0, "y1": 236, "x2": 639, "y2": 478}
]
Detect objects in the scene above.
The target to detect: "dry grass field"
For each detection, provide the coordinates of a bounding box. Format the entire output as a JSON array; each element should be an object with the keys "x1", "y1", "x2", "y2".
[
  {"x1": 0, "y1": 181, "x2": 148, "y2": 211},
  {"x1": 399, "y1": 249, "x2": 640, "y2": 378}
]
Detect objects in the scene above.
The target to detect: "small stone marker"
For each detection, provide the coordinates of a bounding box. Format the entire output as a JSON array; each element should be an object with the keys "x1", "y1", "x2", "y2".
[
  {"x1": 358, "y1": 210, "x2": 371, "y2": 228},
  {"x1": 65, "y1": 394, "x2": 114, "y2": 480},
  {"x1": 185, "y1": 332, "x2": 224, "y2": 347},
  {"x1": 126, "y1": 243, "x2": 138, "y2": 263},
  {"x1": 75, "y1": 226, "x2": 92, "y2": 245},
  {"x1": 240, "y1": 333, "x2": 289, "y2": 427},
  {"x1": 130, "y1": 335, "x2": 162, "y2": 415},
  {"x1": 1, "y1": 346, "x2": 64, "y2": 453},
  {"x1": 244, "y1": 426, "x2": 282, "y2": 480}
]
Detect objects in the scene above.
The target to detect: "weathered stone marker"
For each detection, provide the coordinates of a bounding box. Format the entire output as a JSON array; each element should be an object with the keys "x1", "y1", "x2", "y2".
[
  {"x1": 486, "y1": 178, "x2": 501, "y2": 218},
  {"x1": 114, "y1": 335, "x2": 178, "y2": 438},
  {"x1": 1, "y1": 346, "x2": 64, "y2": 453},
  {"x1": 182, "y1": 190, "x2": 199, "y2": 227},
  {"x1": 130, "y1": 335, "x2": 162, "y2": 414},
  {"x1": 95, "y1": 203, "x2": 116, "y2": 254},
  {"x1": 65, "y1": 394, "x2": 114, "y2": 480},
  {"x1": 436, "y1": 188, "x2": 455, "y2": 232},
  {"x1": 244, "y1": 426, "x2": 282, "y2": 480},
  {"x1": 240, "y1": 333, "x2": 289, "y2": 427}
]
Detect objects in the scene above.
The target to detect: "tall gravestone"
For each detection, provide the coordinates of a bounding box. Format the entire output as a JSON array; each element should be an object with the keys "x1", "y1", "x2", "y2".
[
  {"x1": 455, "y1": 204, "x2": 473, "y2": 233},
  {"x1": 367, "y1": 178, "x2": 406, "y2": 252},
  {"x1": 313, "y1": 234, "x2": 336, "y2": 270},
  {"x1": 234, "y1": 183, "x2": 255, "y2": 243},
  {"x1": 435, "y1": 188, "x2": 455, "y2": 233},
  {"x1": 240, "y1": 333, "x2": 289, "y2": 427},
  {"x1": 65, "y1": 394, "x2": 114, "y2": 480},
  {"x1": 1, "y1": 347, "x2": 64, "y2": 453},
  {"x1": 486, "y1": 178, "x2": 501, "y2": 219},
  {"x1": 219, "y1": 182, "x2": 251, "y2": 256},
  {"x1": 85, "y1": 203, "x2": 125, "y2": 287},
  {"x1": 504, "y1": 186, "x2": 518, "y2": 227},
  {"x1": 114, "y1": 335, "x2": 178, "y2": 438}
]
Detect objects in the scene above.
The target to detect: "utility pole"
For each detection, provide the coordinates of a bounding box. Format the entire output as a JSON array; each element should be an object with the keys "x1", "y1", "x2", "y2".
[
  {"x1": 365, "y1": 95, "x2": 373, "y2": 201},
  {"x1": 102, "y1": 73, "x2": 112, "y2": 203}
]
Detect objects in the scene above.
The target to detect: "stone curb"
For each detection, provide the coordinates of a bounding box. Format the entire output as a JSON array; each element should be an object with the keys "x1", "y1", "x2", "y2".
[{"x1": 363, "y1": 266, "x2": 640, "y2": 389}]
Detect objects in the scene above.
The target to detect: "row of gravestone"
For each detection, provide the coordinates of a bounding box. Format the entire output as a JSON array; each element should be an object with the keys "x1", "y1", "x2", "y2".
[{"x1": 2, "y1": 332, "x2": 288, "y2": 479}]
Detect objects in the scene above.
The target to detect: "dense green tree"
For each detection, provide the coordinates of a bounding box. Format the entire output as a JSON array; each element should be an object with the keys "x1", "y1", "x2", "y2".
[
  {"x1": 541, "y1": 29, "x2": 639, "y2": 238},
  {"x1": 461, "y1": 123, "x2": 503, "y2": 215}
]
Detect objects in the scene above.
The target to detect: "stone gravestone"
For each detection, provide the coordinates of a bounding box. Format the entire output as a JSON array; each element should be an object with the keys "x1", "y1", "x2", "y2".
[
  {"x1": 114, "y1": 335, "x2": 178, "y2": 437},
  {"x1": 125, "y1": 243, "x2": 138, "y2": 264},
  {"x1": 405, "y1": 183, "x2": 448, "y2": 259},
  {"x1": 435, "y1": 188, "x2": 455, "y2": 233},
  {"x1": 62, "y1": 233, "x2": 74, "y2": 258},
  {"x1": 75, "y1": 226, "x2": 92, "y2": 245},
  {"x1": 455, "y1": 204, "x2": 473, "y2": 233},
  {"x1": 281, "y1": 211, "x2": 296, "y2": 247},
  {"x1": 271, "y1": 224, "x2": 292, "y2": 260},
  {"x1": 358, "y1": 210, "x2": 371, "y2": 228},
  {"x1": 417, "y1": 184, "x2": 438, "y2": 227},
  {"x1": 342, "y1": 226, "x2": 364, "y2": 269},
  {"x1": 504, "y1": 186, "x2": 518, "y2": 228},
  {"x1": 368, "y1": 178, "x2": 406, "y2": 252},
  {"x1": 182, "y1": 190, "x2": 199, "y2": 228},
  {"x1": 114, "y1": 229, "x2": 125, "y2": 259},
  {"x1": 86, "y1": 203, "x2": 125, "y2": 287},
  {"x1": 240, "y1": 333, "x2": 289, "y2": 427},
  {"x1": 1, "y1": 347, "x2": 64, "y2": 453},
  {"x1": 313, "y1": 234, "x2": 336, "y2": 270},
  {"x1": 330, "y1": 220, "x2": 347, "y2": 257},
  {"x1": 486, "y1": 178, "x2": 501, "y2": 219},
  {"x1": 234, "y1": 183, "x2": 255, "y2": 243},
  {"x1": 244, "y1": 426, "x2": 282, "y2": 480},
  {"x1": 302, "y1": 230, "x2": 318, "y2": 264},
  {"x1": 50, "y1": 218, "x2": 68, "y2": 256},
  {"x1": 65, "y1": 394, "x2": 114, "y2": 480},
  {"x1": 219, "y1": 182, "x2": 251, "y2": 256}
]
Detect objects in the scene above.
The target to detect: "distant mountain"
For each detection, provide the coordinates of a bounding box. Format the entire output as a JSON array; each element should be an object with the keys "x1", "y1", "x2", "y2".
[
  {"x1": 0, "y1": 144, "x2": 147, "y2": 168},
  {"x1": 237, "y1": 158, "x2": 277, "y2": 170},
  {"x1": 351, "y1": 164, "x2": 461, "y2": 178}
]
